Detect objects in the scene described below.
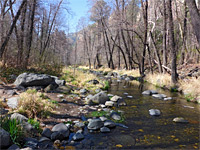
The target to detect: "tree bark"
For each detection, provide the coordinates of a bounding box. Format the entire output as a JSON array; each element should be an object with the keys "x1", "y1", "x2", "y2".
[
  {"x1": 0, "y1": 0, "x2": 27, "y2": 59},
  {"x1": 186, "y1": 0, "x2": 200, "y2": 46},
  {"x1": 166, "y1": 0, "x2": 178, "y2": 84}
]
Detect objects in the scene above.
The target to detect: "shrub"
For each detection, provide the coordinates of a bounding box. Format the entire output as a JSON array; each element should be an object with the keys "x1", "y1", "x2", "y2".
[
  {"x1": 17, "y1": 90, "x2": 54, "y2": 118},
  {"x1": 0, "y1": 117, "x2": 24, "y2": 146},
  {"x1": 27, "y1": 118, "x2": 42, "y2": 133}
]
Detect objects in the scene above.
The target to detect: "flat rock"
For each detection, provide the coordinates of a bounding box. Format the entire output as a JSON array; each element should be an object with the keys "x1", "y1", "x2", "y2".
[
  {"x1": 14, "y1": 73, "x2": 54, "y2": 87},
  {"x1": 72, "y1": 133, "x2": 84, "y2": 141},
  {"x1": 7, "y1": 97, "x2": 19, "y2": 109},
  {"x1": 173, "y1": 117, "x2": 189, "y2": 123},
  {"x1": 110, "y1": 95, "x2": 122, "y2": 102},
  {"x1": 51, "y1": 123, "x2": 70, "y2": 139},
  {"x1": 104, "y1": 120, "x2": 116, "y2": 128},
  {"x1": 87, "y1": 119, "x2": 104, "y2": 130},
  {"x1": 110, "y1": 112, "x2": 121, "y2": 121},
  {"x1": 164, "y1": 97, "x2": 173, "y2": 101},
  {"x1": 100, "y1": 127, "x2": 110, "y2": 133},
  {"x1": 99, "y1": 116, "x2": 108, "y2": 122},
  {"x1": 90, "y1": 92, "x2": 109, "y2": 104},
  {"x1": 11, "y1": 113, "x2": 28, "y2": 122},
  {"x1": 75, "y1": 122, "x2": 85, "y2": 128},
  {"x1": 152, "y1": 94, "x2": 167, "y2": 99},
  {"x1": 127, "y1": 96, "x2": 133, "y2": 98},
  {"x1": 149, "y1": 109, "x2": 161, "y2": 116},
  {"x1": 105, "y1": 101, "x2": 114, "y2": 107}
]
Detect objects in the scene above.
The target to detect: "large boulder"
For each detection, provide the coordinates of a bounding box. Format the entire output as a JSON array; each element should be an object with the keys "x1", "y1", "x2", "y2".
[
  {"x1": 90, "y1": 92, "x2": 109, "y2": 104},
  {"x1": 14, "y1": 73, "x2": 55, "y2": 88},
  {"x1": 0, "y1": 127, "x2": 11, "y2": 148}
]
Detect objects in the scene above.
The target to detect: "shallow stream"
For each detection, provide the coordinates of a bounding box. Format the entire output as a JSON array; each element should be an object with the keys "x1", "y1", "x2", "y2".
[{"x1": 78, "y1": 80, "x2": 200, "y2": 149}]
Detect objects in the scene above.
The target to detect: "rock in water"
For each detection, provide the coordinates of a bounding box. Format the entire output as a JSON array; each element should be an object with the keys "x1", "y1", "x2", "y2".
[
  {"x1": 14, "y1": 73, "x2": 54, "y2": 87},
  {"x1": 152, "y1": 94, "x2": 167, "y2": 99},
  {"x1": 104, "y1": 120, "x2": 116, "y2": 128},
  {"x1": 105, "y1": 101, "x2": 114, "y2": 107},
  {"x1": 51, "y1": 123, "x2": 70, "y2": 139},
  {"x1": 87, "y1": 119, "x2": 104, "y2": 130},
  {"x1": 110, "y1": 95, "x2": 123, "y2": 102},
  {"x1": 90, "y1": 92, "x2": 110, "y2": 104},
  {"x1": 173, "y1": 117, "x2": 189, "y2": 123},
  {"x1": 72, "y1": 133, "x2": 84, "y2": 141},
  {"x1": 41, "y1": 128, "x2": 52, "y2": 138},
  {"x1": 110, "y1": 112, "x2": 121, "y2": 121},
  {"x1": 100, "y1": 127, "x2": 110, "y2": 133},
  {"x1": 149, "y1": 109, "x2": 161, "y2": 116}
]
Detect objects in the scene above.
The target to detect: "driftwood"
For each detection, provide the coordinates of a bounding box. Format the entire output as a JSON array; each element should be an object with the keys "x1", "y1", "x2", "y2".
[{"x1": 153, "y1": 59, "x2": 171, "y2": 73}]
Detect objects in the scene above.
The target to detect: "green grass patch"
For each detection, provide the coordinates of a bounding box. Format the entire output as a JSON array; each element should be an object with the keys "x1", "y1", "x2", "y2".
[
  {"x1": 102, "y1": 81, "x2": 110, "y2": 90},
  {"x1": 0, "y1": 117, "x2": 24, "y2": 147},
  {"x1": 28, "y1": 118, "x2": 42, "y2": 133}
]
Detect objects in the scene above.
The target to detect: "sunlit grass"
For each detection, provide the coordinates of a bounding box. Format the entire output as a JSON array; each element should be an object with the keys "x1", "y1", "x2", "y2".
[
  {"x1": 116, "y1": 69, "x2": 140, "y2": 77},
  {"x1": 145, "y1": 73, "x2": 172, "y2": 88}
]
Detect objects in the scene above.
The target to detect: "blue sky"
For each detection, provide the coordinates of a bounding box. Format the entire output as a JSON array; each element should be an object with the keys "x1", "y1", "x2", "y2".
[{"x1": 67, "y1": 0, "x2": 89, "y2": 33}]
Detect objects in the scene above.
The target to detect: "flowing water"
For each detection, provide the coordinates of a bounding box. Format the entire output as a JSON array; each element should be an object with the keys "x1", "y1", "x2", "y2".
[{"x1": 77, "y1": 80, "x2": 200, "y2": 149}]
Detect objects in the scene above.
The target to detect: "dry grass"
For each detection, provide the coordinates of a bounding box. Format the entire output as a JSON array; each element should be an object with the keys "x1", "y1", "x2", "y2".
[
  {"x1": 17, "y1": 89, "x2": 54, "y2": 118},
  {"x1": 179, "y1": 78, "x2": 200, "y2": 98},
  {"x1": 145, "y1": 73, "x2": 172, "y2": 88},
  {"x1": 116, "y1": 69, "x2": 140, "y2": 77}
]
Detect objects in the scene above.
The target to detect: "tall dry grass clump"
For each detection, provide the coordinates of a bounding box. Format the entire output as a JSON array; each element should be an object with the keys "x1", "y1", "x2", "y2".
[
  {"x1": 17, "y1": 89, "x2": 54, "y2": 118},
  {"x1": 180, "y1": 78, "x2": 200, "y2": 99},
  {"x1": 145, "y1": 73, "x2": 171, "y2": 88}
]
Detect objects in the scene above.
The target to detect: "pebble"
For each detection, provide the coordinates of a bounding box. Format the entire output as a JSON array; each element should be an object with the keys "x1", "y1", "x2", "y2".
[
  {"x1": 127, "y1": 96, "x2": 133, "y2": 98},
  {"x1": 124, "y1": 93, "x2": 128, "y2": 95}
]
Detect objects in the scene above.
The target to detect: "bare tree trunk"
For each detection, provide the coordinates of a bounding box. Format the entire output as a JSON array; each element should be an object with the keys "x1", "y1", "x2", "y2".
[
  {"x1": 163, "y1": 0, "x2": 167, "y2": 73},
  {"x1": 167, "y1": 0, "x2": 178, "y2": 84},
  {"x1": 0, "y1": 0, "x2": 27, "y2": 59},
  {"x1": 186, "y1": 0, "x2": 200, "y2": 46}
]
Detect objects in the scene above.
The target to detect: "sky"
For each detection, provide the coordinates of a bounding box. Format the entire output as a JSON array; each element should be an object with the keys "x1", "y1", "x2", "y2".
[{"x1": 67, "y1": 0, "x2": 90, "y2": 33}]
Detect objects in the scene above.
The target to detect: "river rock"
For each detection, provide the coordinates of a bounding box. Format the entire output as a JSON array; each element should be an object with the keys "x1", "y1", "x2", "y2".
[
  {"x1": 75, "y1": 122, "x2": 85, "y2": 128},
  {"x1": 41, "y1": 128, "x2": 52, "y2": 138},
  {"x1": 149, "y1": 109, "x2": 161, "y2": 116},
  {"x1": 88, "y1": 80, "x2": 99, "y2": 85},
  {"x1": 80, "y1": 89, "x2": 88, "y2": 95},
  {"x1": 105, "y1": 101, "x2": 114, "y2": 107},
  {"x1": 152, "y1": 94, "x2": 167, "y2": 99},
  {"x1": 8, "y1": 144, "x2": 20, "y2": 150},
  {"x1": 11, "y1": 113, "x2": 28, "y2": 122},
  {"x1": 173, "y1": 117, "x2": 189, "y2": 123},
  {"x1": 127, "y1": 95, "x2": 133, "y2": 98},
  {"x1": 51, "y1": 123, "x2": 70, "y2": 139},
  {"x1": 90, "y1": 92, "x2": 109, "y2": 104},
  {"x1": 104, "y1": 120, "x2": 116, "y2": 128},
  {"x1": 24, "y1": 137, "x2": 38, "y2": 149},
  {"x1": 111, "y1": 95, "x2": 122, "y2": 102},
  {"x1": 164, "y1": 97, "x2": 173, "y2": 101},
  {"x1": 110, "y1": 112, "x2": 121, "y2": 121},
  {"x1": 7, "y1": 97, "x2": 19, "y2": 109},
  {"x1": 0, "y1": 127, "x2": 11, "y2": 148},
  {"x1": 72, "y1": 133, "x2": 84, "y2": 141},
  {"x1": 107, "y1": 94, "x2": 114, "y2": 97},
  {"x1": 87, "y1": 119, "x2": 104, "y2": 130},
  {"x1": 100, "y1": 127, "x2": 110, "y2": 133},
  {"x1": 100, "y1": 116, "x2": 108, "y2": 122},
  {"x1": 14, "y1": 73, "x2": 55, "y2": 87}
]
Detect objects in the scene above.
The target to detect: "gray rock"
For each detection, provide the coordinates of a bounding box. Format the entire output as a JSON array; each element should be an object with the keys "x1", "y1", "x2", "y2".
[
  {"x1": 75, "y1": 122, "x2": 85, "y2": 128},
  {"x1": 105, "y1": 101, "x2": 114, "y2": 107},
  {"x1": 14, "y1": 73, "x2": 54, "y2": 87},
  {"x1": 41, "y1": 128, "x2": 52, "y2": 138},
  {"x1": 149, "y1": 109, "x2": 161, "y2": 116},
  {"x1": 54, "y1": 79, "x2": 66, "y2": 86},
  {"x1": 72, "y1": 133, "x2": 84, "y2": 141},
  {"x1": 104, "y1": 120, "x2": 116, "y2": 128},
  {"x1": 8, "y1": 144, "x2": 20, "y2": 150},
  {"x1": 90, "y1": 92, "x2": 109, "y2": 104},
  {"x1": 11, "y1": 113, "x2": 28, "y2": 122},
  {"x1": 152, "y1": 94, "x2": 167, "y2": 99},
  {"x1": 110, "y1": 95, "x2": 122, "y2": 102},
  {"x1": 6, "y1": 90, "x2": 17, "y2": 96},
  {"x1": 24, "y1": 137, "x2": 38, "y2": 149},
  {"x1": 0, "y1": 127, "x2": 11, "y2": 148},
  {"x1": 44, "y1": 83, "x2": 58, "y2": 92},
  {"x1": 142, "y1": 90, "x2": 151, "y2": 95},
  {"x1": 110, "y1": 112, "x2": 121, "y2": 121},
  {"x1": 100, "y1": 127, "x2": 110, "y2": 133},
  {"x1": 99, "y1": 116, "x2": 108, "y2": 122},
  {"x1": 88, "y1": 80, "x2": 99, "y2": 85},
  {"x1": 7, "y1": 97, "x2": 19, "y2": 109},
  {"x1": 115, "y1": 123, "x2": 128, "y2": 128},
  {"x1": 151, "y1": 90, "x2": 158, "y2": 94},
  {"x1": 173, "y1": 117, "x2": 189, "y2": 123},
  {"x1": 39, "y1": 137, "x2": 51, "y2": 143},
  {"x1": 22, "y1": 122, "x2": 35, "y2": 133},
  {"x1": 20, "y1": 148, "x2": 33, "y2": 150},
  {"x1": 164, "y1": 97, "x2": 173, "y2": 101},
  {"x1": 127, "y1": 95, "x2": 133, "y2": 98},
  {"x1": 87, "y1": 119, "x2": 104, "y2": 130},
  {"x1": 51, "y1": 123, "x2": 70, "y2": 139},
  {"x1": 80, "y1": 89, "x2": 88, "y2": 95},
  {"x1": 117, "y1": 99, "x2": 127, "y2": 106}
]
